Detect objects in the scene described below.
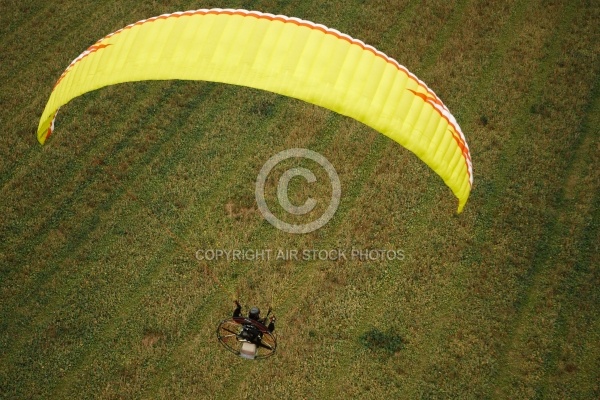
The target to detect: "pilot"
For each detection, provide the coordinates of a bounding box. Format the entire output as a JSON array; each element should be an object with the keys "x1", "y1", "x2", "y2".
[{"x1": 233, "y1": 300, "x2": 276, "y2": 332}]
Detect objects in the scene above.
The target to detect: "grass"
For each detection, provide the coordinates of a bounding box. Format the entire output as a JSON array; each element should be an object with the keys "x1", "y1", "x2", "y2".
[{"x1": 1, "y1": 0, "x2": 599, "y2": 398}]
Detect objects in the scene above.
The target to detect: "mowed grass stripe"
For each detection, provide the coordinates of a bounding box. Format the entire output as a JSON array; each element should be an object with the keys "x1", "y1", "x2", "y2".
[
  {"x1": 0, "y1": 215, "x2": 180, "y2": 398},
  {"x1": 6, "y1": 82, "x2": 225, "y2": 397},
  {"x1": 0, "y1": 89, "x2": 161, "y2": 342},
  {"x1": 0, "y1": 82, "x2": 170, "y2": 262},
  {"x1": 0, "y1": 82, "x2": 186, "y2": 317},
  {"x1": 0, "y1": 83, "x2": 133, "y2": 190},
  {"x1": 391, "y1": 0, "x2": 571, "y2": 394},
  {"x1": 0, "y1": 0, "x2": 101, "y2": 81},
  {"x1": 354, "y1": 0, "x2": 423, "y2": 52},
  {"x1": 418, "y1": 0, "x2": 470, "y2": 72},
  {"x1": 46, "y1": 239, "x2": 209, "y2": 400},
  {"x1": 0, "y1": 84, "x2": 207, "y2": 371},
  {"x1": 534, "y1": 79, "x2": 600, "y2": 399},
  {"x1": 418, "y1": 0, "x2": 592, "y2": 394},
  {"x1": 376, "y1": 1, "x2": 536, "y2": 394},
  {"x1": 0, "y1": 3, "x2": 175, "y2": 194},
  {"x1": 0, "y1": 82, "x2": 219, "y2": 388},
  {"x1": 482, "y1": 0, "x2": 582, "y2": 389},
  {"x1": 548, "y1": 191, "x2": 599, "y2": 398},
  {"x1": 0, "y1": 0, "x2": 155, "y2": 202},
  {"x1": 454, "y1": 0, "x2": 531, "y2": 112},
  {"x1": 0, "y1": 0, "x2": 165, "y2": 84},
  {"x1": 475, "y1": 2, "x2": 598, "y2": 397},
  {"x1": 407, "y1": 0, "x2": 539, "y2": 394}
]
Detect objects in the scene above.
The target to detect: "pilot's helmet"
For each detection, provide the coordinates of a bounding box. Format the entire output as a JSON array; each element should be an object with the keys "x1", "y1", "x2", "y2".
[{"x1": 249, "y1": 307, "x2": 260, "y2": 320}]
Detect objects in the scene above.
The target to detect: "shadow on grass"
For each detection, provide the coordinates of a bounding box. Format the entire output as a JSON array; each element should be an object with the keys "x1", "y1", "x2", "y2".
[{"x1": 359, "y1": 327, "x2": 406, "y2": 355}]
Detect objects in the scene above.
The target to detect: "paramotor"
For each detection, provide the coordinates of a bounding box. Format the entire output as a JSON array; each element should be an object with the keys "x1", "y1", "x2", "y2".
[{"x1": 216, "y1": 317, "x2": 277, "y2": 359}]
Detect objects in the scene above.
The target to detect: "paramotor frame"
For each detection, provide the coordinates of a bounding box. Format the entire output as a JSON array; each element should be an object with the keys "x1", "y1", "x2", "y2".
[{"x1": 216, "y1": 317, "x2": 277, "y2": 359}]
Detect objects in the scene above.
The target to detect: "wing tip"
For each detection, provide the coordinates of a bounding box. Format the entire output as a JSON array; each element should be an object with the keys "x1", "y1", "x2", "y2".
[
  {"x1": 37, "y1": 116, "x2": 55, "y2": 145},
  {"x1": 456, "y1": 195, "x2": 469, "y2": 214}
]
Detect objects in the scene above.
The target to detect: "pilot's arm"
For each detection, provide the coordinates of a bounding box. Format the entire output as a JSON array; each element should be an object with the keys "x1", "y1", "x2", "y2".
[
  {"x1": 233, "y1": 300, "x2": 242, "y2": 318},
  {"x1": 267, "y1": 316, "x2": 276, "y2": 333}
]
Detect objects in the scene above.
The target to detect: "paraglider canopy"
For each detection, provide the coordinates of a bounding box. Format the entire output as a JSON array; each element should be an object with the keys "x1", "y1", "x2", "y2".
[{"x1": 37, "y1": 8, "x2": 472, "y2": 212}]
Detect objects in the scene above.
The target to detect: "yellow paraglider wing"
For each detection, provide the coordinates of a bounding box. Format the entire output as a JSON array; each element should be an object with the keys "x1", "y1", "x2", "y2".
[{"x1": 37, "y1": 9, "x2": 472, "y2": 212}]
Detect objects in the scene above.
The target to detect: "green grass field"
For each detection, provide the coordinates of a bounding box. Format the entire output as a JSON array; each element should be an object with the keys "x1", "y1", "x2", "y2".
[{"x1": 1, "y1": 0, "x2": 599, "y2": 398}]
